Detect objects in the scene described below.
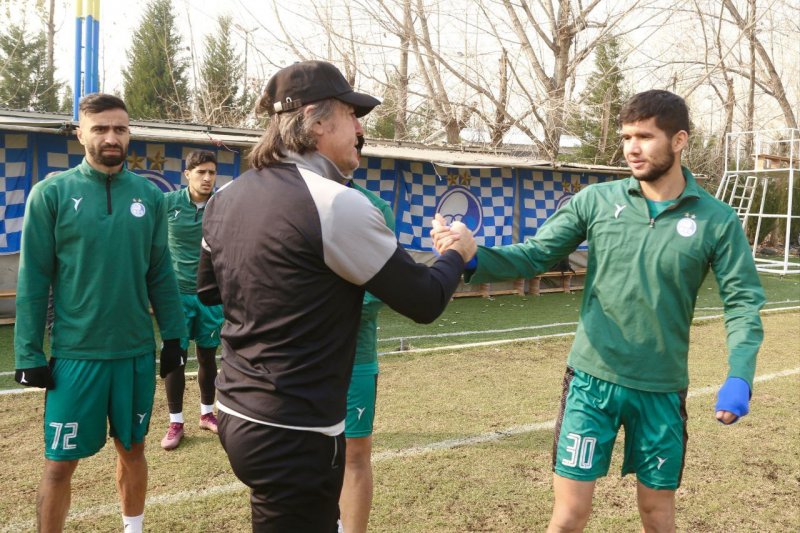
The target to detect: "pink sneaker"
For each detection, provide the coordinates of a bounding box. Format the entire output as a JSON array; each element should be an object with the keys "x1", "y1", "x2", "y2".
[
  {"x1": 160, "y1": 422, "x2": 184, "y2": 450},
  {"x1": 199, "y1": 413, "x2": 219, "y2": 434}
]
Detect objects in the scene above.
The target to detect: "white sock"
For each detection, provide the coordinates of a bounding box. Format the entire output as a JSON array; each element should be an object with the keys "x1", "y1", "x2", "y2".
[
  {"x1": 169, "y1": 412, "x2": 184, "y2": 424},
  {"x1": 122, "y1": 514, "x2": 143, "y2": 533},
  {"x1": 200, "y1": 404, "x2": 215, "y2": 416}
]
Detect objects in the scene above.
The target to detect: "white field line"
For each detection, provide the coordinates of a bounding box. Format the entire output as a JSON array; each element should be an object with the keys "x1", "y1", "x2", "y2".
[
  {"x1": 693, "y1": 299, "x2": 799, "y2": 312},
  {"x1": 379, "y1": 321, "x2": 580, "y2": 342},
  {"x1": 377, "y1": 306, "x2": 800, "y2": 357},
  {"x1": 375, "y1": 300, "x2": 799, "y2": 344},
  {"x1": 377, "y1": 301, "x2": 800, "y2": 344},
  {"x1": 2, "y1": 306, "x2": 798, "y2": 390},
  {"x1": 2, "y1": 366, "x2": 797, "y2": 532}
]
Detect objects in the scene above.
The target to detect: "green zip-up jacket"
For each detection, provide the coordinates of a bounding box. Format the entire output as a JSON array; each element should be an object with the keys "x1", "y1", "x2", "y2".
[
  {"x1": 351, "y1": 182, "x2": 396, "y2": 372},
  {"x1": 467, "y1": 167, "x2": 764, "y2": 392},
  {"x1": 164, "y1": 187, "x2": 210, "y2": 293},
  {"x1": 14, "y1": 159, "x2": 187, "y2": 368}
]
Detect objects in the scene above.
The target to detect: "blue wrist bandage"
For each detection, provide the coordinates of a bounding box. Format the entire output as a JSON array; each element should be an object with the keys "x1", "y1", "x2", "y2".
[{"x1": 715, "y1": 377, "x2": 751, "y2": 422}]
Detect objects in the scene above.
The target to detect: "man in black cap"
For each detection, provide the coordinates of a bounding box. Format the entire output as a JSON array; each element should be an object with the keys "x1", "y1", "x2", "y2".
[{"x1": 197, "y1": 60, "x2": 475, "y2": 532}]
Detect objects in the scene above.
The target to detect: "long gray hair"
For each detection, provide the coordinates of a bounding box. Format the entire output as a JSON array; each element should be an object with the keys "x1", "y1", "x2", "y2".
[{"x1": 249, "y1": 98, "x2": 339, "y2": 169}]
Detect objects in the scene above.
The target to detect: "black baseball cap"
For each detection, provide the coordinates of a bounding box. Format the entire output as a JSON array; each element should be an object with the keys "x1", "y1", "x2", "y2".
[{"x1": 264, "y1": 60, "x2": 380, "y2": 118}]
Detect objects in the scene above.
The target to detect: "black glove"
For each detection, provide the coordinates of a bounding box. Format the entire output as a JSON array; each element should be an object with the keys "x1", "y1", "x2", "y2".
[
  {"x1": 15, "y1": 365, "x2": 55, "y2": 389},
  {"x1": 159, "y1": 339, "x2": 187, "y2": 379}
]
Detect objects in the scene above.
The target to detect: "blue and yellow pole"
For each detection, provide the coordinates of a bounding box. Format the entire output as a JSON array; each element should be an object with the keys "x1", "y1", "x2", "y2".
[
  {"x1": 83, "y1": 0, "x2": 94, "y2": 97},
  {"x1": 91, "y1": 0, "x2": 100, "y2": 93},
  {"x1": 73, "y1": 1, "x2": 102, "y2": 118},
  {"x1": 72, "y1": 0, "x2": 84, "y2": 119}
]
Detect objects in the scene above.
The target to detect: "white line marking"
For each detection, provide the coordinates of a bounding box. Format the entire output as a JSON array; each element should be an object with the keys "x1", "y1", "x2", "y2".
[
  {"x1": 372, "y1": 419, "x2": 558, "y2": 461},
  {"x1": 695, "y1": 299, "x2": 799, "y2": 311},
  {"x1": 3, "y1": 367, "x2": 797, "y2": 532},
  {"x1": 378, "y1": 306, "x2": 800, "y2": 356},
  {"x1": 380, "y1": 332, "x2": 576, "y2": 356},
  {"x1": 377, "y1": 302, "x2": 799, "y2": 345},
  {"x1": 380, "y1": 321, "x2": 580, "y2": 342}
]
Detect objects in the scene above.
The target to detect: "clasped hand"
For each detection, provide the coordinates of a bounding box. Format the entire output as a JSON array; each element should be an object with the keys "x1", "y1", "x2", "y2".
[{"x1": 429, "y1": 213, "x2": 477, "y2": 264}]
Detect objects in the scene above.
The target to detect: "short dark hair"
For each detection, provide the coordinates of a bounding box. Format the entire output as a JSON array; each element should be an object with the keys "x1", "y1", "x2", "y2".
[
  {"x1": 185, "y1": 150, "x2": 217, "y2": 171},
  {"x1": 619, "y1": 90, "x2": 690, "y2": 137},
  {"x1": 78, "y1": 93, "x2": 128, "y2": 116}
]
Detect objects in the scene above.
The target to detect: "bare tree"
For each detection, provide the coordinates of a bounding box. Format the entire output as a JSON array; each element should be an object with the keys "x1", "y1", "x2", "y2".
[
  {"x1": 474, "y1": 0, "x2": 647, "y2": 160},
  {"x1": 46, "y1": 0, "x2": 54, "y2": 72},
  {"x1": 721, "y1": 0, "x2": 797, "y2": 129},
  {"x1": 244, "y1": 0, "x2": 797, "y2": 155}
]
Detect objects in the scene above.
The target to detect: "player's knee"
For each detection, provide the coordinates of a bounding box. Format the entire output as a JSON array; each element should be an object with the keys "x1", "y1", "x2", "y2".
[
  {"x1": 552, "y1": 508, "x2": 591, "y2": 531},
  {"x1": 550, "y1": 495, "x2": 592, "y2": 532},
  {"x1": 115, "y1": 440, "x2": 145, "y2": 461},
  {"x1": 42, "y1": 459, "x2": 79, "y2": 484},
  {"x1": 637, "y1": 484, "x2": 675, "y2": 529},
  {"x1": 196, "y1": 347, "x2": 218, "y2": 368},
  {"x1": 638, "y1": 503, "x2": 675, "y2": 532}
]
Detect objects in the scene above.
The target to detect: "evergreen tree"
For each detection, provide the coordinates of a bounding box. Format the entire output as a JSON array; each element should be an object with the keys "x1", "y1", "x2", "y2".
[
  {"x1": 0, "y1": 22, "x2": 61, "y2": 111},
  {"x1": 366, "y1": 79, "x2": 398, "y2": 140},
  {"x1": 59, "y1": 88, "x2": 73, "y2": 114},
  {"x1": 122, "y1": 0, "x2": 189, "y2": 121},
  {"x1": 569, "y1": 36, "x2": 627, "y2": 165},
  {"x1": 198, "y1": 15, "x2": 251, "y2": 127}
]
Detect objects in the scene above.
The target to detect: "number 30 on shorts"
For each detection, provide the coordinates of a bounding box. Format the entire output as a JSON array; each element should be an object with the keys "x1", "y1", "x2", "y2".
[{"x1": 562, "y1": 432, "x2": 596, "y2": 469}]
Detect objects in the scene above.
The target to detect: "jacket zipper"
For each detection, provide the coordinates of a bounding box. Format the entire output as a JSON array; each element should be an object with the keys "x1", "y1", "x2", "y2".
[
  {"x1": 646, "y1": 195, "x2": 694, "y2": 229},
  {"x1": 106, "y1": 176, "x2": 112, "y2": 214}
]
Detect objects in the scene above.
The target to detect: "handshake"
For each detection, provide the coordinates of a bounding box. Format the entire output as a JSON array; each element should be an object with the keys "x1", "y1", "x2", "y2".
[{"x1": 429, "y1": 213, "x2": 477, "y2": 265}]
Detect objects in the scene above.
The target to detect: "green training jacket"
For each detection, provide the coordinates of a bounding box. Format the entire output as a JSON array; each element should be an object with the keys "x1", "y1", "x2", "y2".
[
  {"x1": 467, "y1": 167, "x2": 764, "y2": 392},
  {"x1": 15, "y1": 159, "x2": 187, "y2": 368},
  {"x1": 352, "y1": 182, "x2": 396, "y2": 371},
  {"x1": 164, "y1": 187, "x2": 210, "y2": 293}
]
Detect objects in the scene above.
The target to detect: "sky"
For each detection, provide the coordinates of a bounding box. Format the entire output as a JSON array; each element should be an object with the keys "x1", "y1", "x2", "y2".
[
  {"x1": 9, "y1": 0, "x2": 799, "y2": 136},
  {"x1": 8, "y1": 0, "x2": 298, "y2": 98}
]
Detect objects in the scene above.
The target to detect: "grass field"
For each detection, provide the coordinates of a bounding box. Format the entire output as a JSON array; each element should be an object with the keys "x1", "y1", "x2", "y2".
[
  {"x1": 0, "y1": 295, "x2": 798, "y2": 530},
  {"x1": 2, "y1": 271, "x2": 798, "y2": 389},
  {"x1": 373, "y1": 271, "x2": 800, "y2": 352}
]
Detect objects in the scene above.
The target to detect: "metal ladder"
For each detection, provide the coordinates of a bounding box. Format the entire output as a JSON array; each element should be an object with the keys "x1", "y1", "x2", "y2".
[{"x1": 716, "y1": 173, "x2": 759, "y2": 226}]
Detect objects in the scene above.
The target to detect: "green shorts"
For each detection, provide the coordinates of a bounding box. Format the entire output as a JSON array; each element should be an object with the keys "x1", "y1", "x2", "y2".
[
  {"x1": 180, "y1": 293, "x2": 224, "y2": 350},
  {"x1": 43, "y1": 354, "x2": 156, "y2": 461},
  {"x1": 553, "y1": 367, "x2": 688, "y2": 490},
  {"x1": 344, "y1": 366, "x2": 378, "y2": 438}
]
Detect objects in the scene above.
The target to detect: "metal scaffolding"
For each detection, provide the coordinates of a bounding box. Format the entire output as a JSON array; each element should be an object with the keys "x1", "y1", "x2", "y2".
[{"x1": 715, "y1": 128, "x2": 799, "y2": 275}]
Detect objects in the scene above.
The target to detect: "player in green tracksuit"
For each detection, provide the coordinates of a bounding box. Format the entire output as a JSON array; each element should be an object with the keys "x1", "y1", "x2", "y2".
[
  {"x1": 13, "y1": 94, "x2": 187, "y2": 533},
  {"x1": 431, "y1": 90, "x2": 764, "y2": 532},
  {"x1": 339, "y1": 179, "x2": 396, "y2": 533},
  {"x1": 160, "y1": 150, "x2": 224, "y2": 450}
]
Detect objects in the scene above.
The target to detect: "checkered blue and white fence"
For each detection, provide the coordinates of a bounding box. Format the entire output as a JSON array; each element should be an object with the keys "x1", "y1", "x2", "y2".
[
  {"x1": 36, "y1": 135, "x2": 241, "y2": 192},
  {"x1": 7, "y1": 130, "x2": 623, "y2": 257},
  {"x1": 352, "y1": 156, "x2": 399, "y2": 209},
  {"x1": 0, "y1": 133, "x2": 32, "y2": 254},
  {"x1": 518, "y1": 169, "x2": 614, "y2": 249},
  {"x1": 392, "y1": 161, "x2": 515, "y2": 251}
]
